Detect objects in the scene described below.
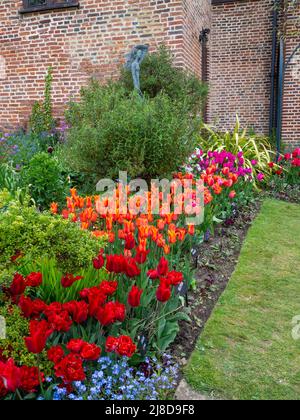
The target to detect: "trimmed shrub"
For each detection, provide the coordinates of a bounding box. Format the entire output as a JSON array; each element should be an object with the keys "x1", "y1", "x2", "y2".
[
  {"x1": 64, "y1": 81, "x2": 201, "y2": 182},
  {"x1": 20, "y1": 152, "x2": 68, "y2": 209},
  {"x1": 0, "y1": 196, "x2": 105, "y2": 278}
]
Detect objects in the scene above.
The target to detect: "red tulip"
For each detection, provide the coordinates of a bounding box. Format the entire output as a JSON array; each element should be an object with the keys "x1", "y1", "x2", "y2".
[
  {"x1": 80, "y1": 343, "x2": 101, "y2": 361},
  {"x1": 25, "y1": 320, "x2": 53, "y2": 354},
  {"x1": 93, "y1": 251, "x2": 105, "y2": 270},
  {"x1": 128, "y1": 285, "x2": 143, "y2": 307},
  {"x1": 125, "y1": 258, "x2": 141, "y2": 278},
  {"x1": 157, "y1": 257, "x2": 169, "y2": 277},
  {"x1": 156, "y1": 285, "x2": 171, "y2": 303},
  {"x1": 105, "y1": 337, "x2": 119, "y2": 353},
  {"x1": 66, "y1": 339, "x2": 86, "y2": 354},
  {"x1": 47, "y1": 346, "x2": 65, "y2": 364},
  {"x1": 85, "y1": 289, "x2": 107, "y2": 318},
  {"x1": 61, "y1": 274, "x2": 83, "y2": 288},
  {"x1": 98, "y1": 281, "x2": 118, "y2": 296},
  {"x1": 114, "y1": 302, "x2": 126, "y2": 322},
  {"x1": 26, "y1": 272, "x2": 43, "y2": 288},
  {"x1": 4, "y1": 273, "x2": 26, "y2": 301},
  {"x1": 19, "y1": 296, "x2": 46, "y2": 319},
  {"x1": 63, "y1": 301, "x2": 88, "y2": 324},
  {"x1": 147, "y1": 269, "x2": 159, "y2": 280},
  {"x1": 54, "y1": 354, "x2": 85, "y2": 383},
  {"x1": 20, "y1": 365, "x2": 44, "y2": 393},
  {"x1": 0, "y1": 359, "x2": 21, "y2": 392},
  {"x1": 135, "y1": 249, "x2": 150, "y2": 264},
  {"x1": 47, "y1": 310, "x2": 73, "y2": 333},
  {"x1": 96, "y1": 301, "x2": 126, "y2": 326},
  {"x1": 105, "y1": 336, "x2": 136, "y2": 358},
  {"x1": 106, "y1": 255, "x2": 126, "y2": 274},
  {"x1": 166, "y1": 271, "x2": 184, "y2": 286},
  {"x1": 125, "y1": 233, "x2": 136, "y2": 250},
  {"x1": 115, "y1": 336, "x2": 137, "y2": 358}
]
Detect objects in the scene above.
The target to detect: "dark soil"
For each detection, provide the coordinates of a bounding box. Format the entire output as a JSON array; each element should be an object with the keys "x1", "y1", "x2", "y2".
[
  {"x1": 171, "y1": 199, "x2": 262, "y2": 367},
  {"x1": 264, "y1": 186, "x2": 300, "y2": 204}
]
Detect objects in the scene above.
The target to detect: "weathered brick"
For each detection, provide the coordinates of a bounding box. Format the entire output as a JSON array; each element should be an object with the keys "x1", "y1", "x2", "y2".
[
  {"x1": 0, "y1": 0, "x2": 209, "y2": 131},
  {"x1": 209, "y1": 0, "x2": 300, "y2": 148},
  {"x1": 1, "y1": 0, "x2": 299, "y2": 149}
]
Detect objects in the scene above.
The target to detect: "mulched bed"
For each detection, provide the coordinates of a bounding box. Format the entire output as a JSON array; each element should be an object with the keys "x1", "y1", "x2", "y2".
[
  {"x1": 265, "y1": 186, "x2": 300, "y2": 204},
  {"x1": 171, "y1": 199, "x2": 262, "y2": 368}
]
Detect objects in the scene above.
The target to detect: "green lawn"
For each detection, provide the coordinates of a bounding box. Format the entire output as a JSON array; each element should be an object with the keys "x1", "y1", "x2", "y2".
[{"x1": 185, "y1": 199, "x2": 300, "y2": 400}]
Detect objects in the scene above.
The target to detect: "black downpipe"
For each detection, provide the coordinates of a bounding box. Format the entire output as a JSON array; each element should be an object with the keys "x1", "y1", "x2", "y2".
[
  {"x1": 269, "y1": 0, "x2": 279, "y2": 138},
  {"x1": 276, "y1": 38, "x2": 285, "y2": 160},
  {"x1": 275, "y1": 19, "x2": 300, "y2": 158},
  {"x1": 199, "y1": 28, "x2": 210, "y2": 123}
]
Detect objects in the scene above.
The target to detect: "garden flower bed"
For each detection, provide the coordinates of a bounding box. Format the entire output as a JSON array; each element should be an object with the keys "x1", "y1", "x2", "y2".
[
  {"x1": 0, "y1": 142, "x2": 299, "y2": 400},
  {"x1": 0, "y1": 54, "x2": 299, "y2": 400},
  {"x1": 0, "y1": 149, "x2": 259, "y2": 399}
]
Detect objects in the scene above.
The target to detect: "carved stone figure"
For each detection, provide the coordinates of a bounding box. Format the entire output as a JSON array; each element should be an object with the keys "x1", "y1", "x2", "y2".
[{"x1": 125, "y1": 45, "x2": 149, "y2": 96}]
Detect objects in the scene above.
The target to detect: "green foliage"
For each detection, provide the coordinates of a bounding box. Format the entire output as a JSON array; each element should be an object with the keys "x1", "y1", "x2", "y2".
[
  {"x1": 65, "y1": 81, "x2": 201, "y2": 181},
  {"x1": 20, "y1": 152, "x2": 68, "y2": 209},
  {"x1": 0, "y1": 304, "x2": 51, "y2": 374},
  {"x1": 0, "y1": 167, "x2": 27, "y2": 209},
  {"x1": 44, "y1": 67, "x2": 54, "y2": 131},
  {"x1": 267, "y1": 153, "x2": 300, "y2": 202},
  {"x1": 0, "y1": 130, "x2": 59, "y2": 170},
  {"x1": 198, "y1": 117, "x2": 275, "y2": 183},
  {"x1": 29, "y1": 102, "x2": 47, "y2": 136},
  {"x1": 0, "y1": 189, "x2": 14, "y2": 209},
  {"x1": 29, "y1": 67, "x2": 55, "y2": 135},
  {"x1": 0, "y1": 163, "x2": 19, "y2": 192},
  {"x1": 120, "y1": 45, "x2": 208, "y2": 115},
  {"x1": 20, "y1": 258, "x2": 107, "y2": 304},
  {"x1": 0, "y1": 197, "x2": 105, "y2": 278}
]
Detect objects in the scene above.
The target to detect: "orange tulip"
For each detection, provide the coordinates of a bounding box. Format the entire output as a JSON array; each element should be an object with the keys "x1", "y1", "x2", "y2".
[
  {"x1": 106, "y1": 216, "x2": 113, "y2": 231},
  {"x1": 147, "y1": 212, "x2": 154, "y2": 223},
  {"x1": 150, "y1": 226, "x2": 159, "y2": 242},
  {"x1": 50, "y1": 202, "x2": 58, "y2": 215},
  {"x1": 66, "y1": 197, "x2": 74, "y2": 210},
  {"x1": 168, "y1": 229, "x2": 177, "y2": 244},
  {"x1": 187, "y1": 224, "x2": 195, "y2": 236},
  {"x1": 156, "y1": 234, "x2": 166, "y2": 248},
  {"x1": 163, "y1": 245, "x2": 171, "y2": 255},
  {"x1": 157, "y1": 219, "x2": 165, "y2": 231},
  {"x1": 164, "y1": 214, "x2": 174, "y2": 225},
  {"x1": 85, "y1": 196, "x2": 93, "y2": 208},
  {"x1": 137, "y1": 238, "x2": 148, "y2": 253},
  {"x1": 62, "y1": 209, "x2": 70, "y2": 219},
  {"x1": 108, "y1": 232, "x2": 115, "y2": 243},
  {"x1": 92, "y1": 230, "x2": 107, "y2": 238},
  {"x1": 138, "y1": 226, "x2": 150, "y2": 240},
  {"x1": 70, "y1": 188, "x2": 77, "y2": 199},
  {"x1": 123, "y1": 220, "x2": 135, "y2": 234},
  {"x1": 176, "y1": 228, "x2": 186, "y2": 241}
]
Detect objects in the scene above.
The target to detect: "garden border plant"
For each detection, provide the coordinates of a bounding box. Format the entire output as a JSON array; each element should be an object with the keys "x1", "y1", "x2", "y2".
[{"x1": 0, "y1": 45, "x2": 299, "y2": 400}]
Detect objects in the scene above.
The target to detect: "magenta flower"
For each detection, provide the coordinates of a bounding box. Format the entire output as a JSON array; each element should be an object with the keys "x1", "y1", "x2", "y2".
[{"x1": 257, "y1": 173, "x2": 265, "y2": 182}]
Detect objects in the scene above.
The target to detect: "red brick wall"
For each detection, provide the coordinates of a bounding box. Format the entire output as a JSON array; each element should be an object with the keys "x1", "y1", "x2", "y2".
[
  {"x1": 2, "y1": 1, "x2": 298, "y2": 147},
  {"x1": 0, "y1": 0, "x2": 209, "y2": 132},
  {"x1": 209, "y1": 0, "x2": 273, "y2": 135},
  {"x1": 182, "y1": 0, "x2": 211, "y2": 78},
  {"x1": 282, "y1": 4, "x2": 300, "y2": 148}
]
